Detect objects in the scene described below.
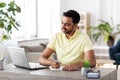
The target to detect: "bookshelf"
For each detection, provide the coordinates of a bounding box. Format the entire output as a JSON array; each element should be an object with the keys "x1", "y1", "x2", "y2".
[{"x1": 78, "y1": 12, "x2": 90, "y2": 34}]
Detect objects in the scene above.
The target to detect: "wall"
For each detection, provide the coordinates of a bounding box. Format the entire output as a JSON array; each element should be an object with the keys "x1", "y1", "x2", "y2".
[
  {"x1": 60, "y1": 0, "x2": 97, "y2": 26},
  {"x1": 60, "y1": 0, "x2": 120, "y2": 26}
]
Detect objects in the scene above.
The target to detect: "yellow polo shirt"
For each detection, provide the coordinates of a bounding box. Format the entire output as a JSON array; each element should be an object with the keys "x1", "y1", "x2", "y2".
[{"x1": 47, "y1": 30, "x2": 93, "y2": 65}]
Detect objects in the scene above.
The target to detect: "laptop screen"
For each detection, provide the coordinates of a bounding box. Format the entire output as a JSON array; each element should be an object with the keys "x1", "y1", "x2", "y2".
[{"x1": 8, "y1": 47, "x2": 48, "y2": 70}]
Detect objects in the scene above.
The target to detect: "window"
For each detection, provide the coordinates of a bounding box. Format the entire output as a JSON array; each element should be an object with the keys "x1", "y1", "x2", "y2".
[
  {"x1": 12, "y1": 0, "x2": 37, "y2": 40},
  {"x1": 11, "y1": 0, "x2": 61, "y2": 40}
]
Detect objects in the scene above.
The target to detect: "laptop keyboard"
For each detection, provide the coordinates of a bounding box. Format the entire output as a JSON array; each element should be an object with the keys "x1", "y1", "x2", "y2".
[
  {"x1": 29, "y1": 63, "x2": 40, "y2": 69},
  {"x1": 29, "y1": 63, "x2": 47, "y2": 69}
]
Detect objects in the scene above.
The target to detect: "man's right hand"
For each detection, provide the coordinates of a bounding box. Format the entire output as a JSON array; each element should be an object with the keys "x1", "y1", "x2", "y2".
[{"x1": 50, "y1": 61, "x2": 60, "y2": 69}]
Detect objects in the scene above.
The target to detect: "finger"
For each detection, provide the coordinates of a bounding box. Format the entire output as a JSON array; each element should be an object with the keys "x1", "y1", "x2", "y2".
[
  {"x1": 63, "y1": 66, "x2": 73, "y2": 71},
  {"x1": 63, "y1": 68, "x2": 72, "y2": 71},
  {"x1": 67, "y1": 64, "x2": 72, "y2": 69},
  {"x1": 68, "y1": 65, "x2": 73, "y2": 70},
  {"x1": 51, "y1": 62, "x2": 60, "y2": 68}
]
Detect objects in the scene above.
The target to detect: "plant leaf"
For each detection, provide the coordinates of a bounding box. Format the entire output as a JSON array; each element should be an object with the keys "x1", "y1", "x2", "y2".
[
  {"x1": 7, "y1": 24, "x2": 12, "y2": 33},
  {"x1": 0, "y1": 22, "x2": 4, "y2": 28},
  {"x1": 0, "y1": 2, "x2": 6, "y2": 8}
]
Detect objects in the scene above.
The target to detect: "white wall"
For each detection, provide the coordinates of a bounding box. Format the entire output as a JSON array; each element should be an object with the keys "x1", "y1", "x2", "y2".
[
  {"x1": 60, "y1": 0, "x2": 98, "y2": 26},
  {"x1": 113, "y1": 0, "x2": 120, "y2": 24},
  {"x1": 60, "y1": 0, "x2": 120, "y2": 26}
]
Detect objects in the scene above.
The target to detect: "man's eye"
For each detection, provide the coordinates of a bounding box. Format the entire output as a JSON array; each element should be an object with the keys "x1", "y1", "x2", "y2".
[
  {"x1": 65, "y1": 24, "x2": 70, "y2": 26},
  {"x1": 61, "y1": 22, "x2": 71, "y2": 26}
]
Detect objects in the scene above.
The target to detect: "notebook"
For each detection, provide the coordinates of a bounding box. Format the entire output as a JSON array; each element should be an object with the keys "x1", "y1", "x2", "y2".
[{"x1": 7, "y1": 47, "x2": 48, "y2": 70}]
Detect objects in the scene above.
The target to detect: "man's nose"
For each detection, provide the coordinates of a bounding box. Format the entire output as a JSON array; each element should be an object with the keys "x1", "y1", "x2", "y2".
[{"x1": 61, "y1": 23, "x2": 66, "y2": 28}]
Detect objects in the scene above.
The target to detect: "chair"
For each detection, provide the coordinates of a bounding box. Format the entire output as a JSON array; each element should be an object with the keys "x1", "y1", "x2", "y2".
[{"x1": 109, "y1": 39, "x2": 120, "y2": 69}]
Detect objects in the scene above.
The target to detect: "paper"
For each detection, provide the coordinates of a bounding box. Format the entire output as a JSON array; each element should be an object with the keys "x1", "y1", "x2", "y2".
[{"x1": 49, "y1": 66, "x2": 63, "y2": 70}]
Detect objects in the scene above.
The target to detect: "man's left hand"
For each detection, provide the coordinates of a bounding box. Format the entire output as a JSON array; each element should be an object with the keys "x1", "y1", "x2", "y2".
[{"x1": 63, "y1": 64, "x2": 80, "y2": 71}]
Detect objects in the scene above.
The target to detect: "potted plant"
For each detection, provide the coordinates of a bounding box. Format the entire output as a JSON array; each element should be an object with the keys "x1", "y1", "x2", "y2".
[
  {"x1": 0, "y1": 0, "x2": 21, "y2": 68},
  {"x1": 81, "y1": 60, "x2": 90, "y2": 76},
  {"x1": 0, "y1": 0, "x2": 21, "y2": 41},
  {"x1": 90, "y1": 18, "x2": 120, "y2": 46}
]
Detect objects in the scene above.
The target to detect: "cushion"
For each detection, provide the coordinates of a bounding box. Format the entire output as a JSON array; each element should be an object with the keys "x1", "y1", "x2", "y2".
[
  {"x1": 20, "y1": 45, "x2": 45, "y2": 52},
  {"x1": 115, "y1": 53, "x2": 120, "y2": 61},
  {"x1": 40, "y1": 42, "x2": 48, "y2": 49}
]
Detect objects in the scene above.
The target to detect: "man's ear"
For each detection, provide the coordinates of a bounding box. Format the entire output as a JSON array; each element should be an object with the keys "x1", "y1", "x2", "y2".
[
  {"x1": 74, "y1": 24, "x2": 78, "y2": 28},
  {"x1": 76, "y1": 25, "x2": 79, "y2": 29},
  {"x1": 75, "y1": 23, "x2": 78, "y2": 26}
]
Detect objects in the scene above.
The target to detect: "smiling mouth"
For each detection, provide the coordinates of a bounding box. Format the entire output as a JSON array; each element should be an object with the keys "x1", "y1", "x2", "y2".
[
  {"x1": 62, "y1": 29, "x2": 67, "y2": 32},
  {"x1": 62, "y1": 28, "x2": 67, "y2": 31}
]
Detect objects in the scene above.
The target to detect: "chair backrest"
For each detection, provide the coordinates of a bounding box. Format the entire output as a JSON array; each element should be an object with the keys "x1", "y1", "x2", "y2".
[
  {"x1": 109, "y1": 39, "x2": 120, "y2": 60},
  {"x1": 114, "y1": 39, "x2": 120, "y2": 52}
]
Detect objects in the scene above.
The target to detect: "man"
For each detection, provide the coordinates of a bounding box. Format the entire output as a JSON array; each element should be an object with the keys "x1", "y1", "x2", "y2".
[{"x1": 39, "y1": 10, "x2": 96, "y2": 71}]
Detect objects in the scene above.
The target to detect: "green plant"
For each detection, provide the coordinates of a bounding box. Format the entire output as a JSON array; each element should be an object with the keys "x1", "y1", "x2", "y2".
[
  {"x1": 90, "y1": 18, "x2": 120, "y2": 45},
  {"x1": 0, "y1": 0, "x2": 21, "y2": 41},
  {"x1": 83, "y1": 60, "x2": 90, "y2": 68}
]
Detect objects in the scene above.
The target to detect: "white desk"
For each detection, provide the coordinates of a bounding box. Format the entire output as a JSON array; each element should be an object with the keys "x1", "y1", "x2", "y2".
[{"x1": 0, "y1": 64, "x2": 117, "y2": 80}]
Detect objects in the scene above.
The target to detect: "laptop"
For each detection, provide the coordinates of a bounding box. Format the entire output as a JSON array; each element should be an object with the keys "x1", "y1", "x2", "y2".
[{"x1": 7, "y1": 47, "x2": 48, "y2": 70}]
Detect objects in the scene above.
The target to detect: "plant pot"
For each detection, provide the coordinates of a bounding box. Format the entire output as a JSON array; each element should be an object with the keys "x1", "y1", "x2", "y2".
[
  {"x1": 0, "y1": 42, "x2": 7, "y2": 70},
  {"x1": 0, "y1": 58, "x2": 4, "y2": 70},
  {"x1": 81, "y1": 67, "x2": 90, "y2": 77},
  {"x1": 0, "y1": 42, "x2": 6, "y2": 59},
  {"x1": 107, "y1": 35, "x2": 115, "y2": 46}
]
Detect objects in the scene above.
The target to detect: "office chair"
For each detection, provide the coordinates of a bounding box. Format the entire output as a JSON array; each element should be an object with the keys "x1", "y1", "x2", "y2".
[{"x1": 109, "y1": 39, "x2": 120, "y2": 69}]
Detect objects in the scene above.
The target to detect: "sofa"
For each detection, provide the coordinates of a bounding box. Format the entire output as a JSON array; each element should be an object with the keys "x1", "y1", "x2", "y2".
[
  {"x1": 17, "y1": 38, "x2": 57, "y2": 63},
  {"x1": 19, "y1": 42, "x2": 48, "y2": 63}
]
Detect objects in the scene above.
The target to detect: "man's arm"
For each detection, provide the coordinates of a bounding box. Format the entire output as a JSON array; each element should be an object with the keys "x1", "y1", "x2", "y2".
[
  {"x1": 63, "y1": 50, "x2": 96, "y2": 71},
  {"x1": 85, "y1": 50, "x2": 96, "y2": 67},
  {"x1": 39, "y1": 47, "x2": 60, "y2": 68},
  {"x1": 39, "y1": 47, "x2": 53, "y2": 65}
]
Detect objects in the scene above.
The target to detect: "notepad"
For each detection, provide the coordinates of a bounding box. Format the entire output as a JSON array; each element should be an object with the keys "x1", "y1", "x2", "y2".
[{"x1": 49, "y1": 66, "x2": 63, "y2": 70}]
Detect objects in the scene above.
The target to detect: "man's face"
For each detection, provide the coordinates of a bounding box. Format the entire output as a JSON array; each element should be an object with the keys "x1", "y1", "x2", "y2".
[{"x1": 61, "y1": 16, "x2": 76, "y2": 34}]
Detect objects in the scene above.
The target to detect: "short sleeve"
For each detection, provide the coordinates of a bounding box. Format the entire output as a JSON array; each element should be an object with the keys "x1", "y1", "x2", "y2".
[
  {"x1": 47, "y1": 35, "x2": 57, "y2": 51},
  {"x1": 82, "y1": 34, "x2": 94, "y2": 52}
]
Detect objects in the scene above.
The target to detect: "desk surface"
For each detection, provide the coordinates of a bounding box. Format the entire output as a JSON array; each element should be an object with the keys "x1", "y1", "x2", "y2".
[{"x1": 0, "y1": 64, "x2": 117, "y2": 80}]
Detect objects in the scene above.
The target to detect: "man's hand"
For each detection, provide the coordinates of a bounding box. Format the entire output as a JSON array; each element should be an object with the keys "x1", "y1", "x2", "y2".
[
  {"x1": 63, "y1": 63, "x2": 80, "y2": 71},
  {"x1": 50, "y1": 61, "x2": 60, "y2": 69}
]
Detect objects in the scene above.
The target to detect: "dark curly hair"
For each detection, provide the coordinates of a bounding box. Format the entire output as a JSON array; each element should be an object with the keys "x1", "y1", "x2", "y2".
[{"x1": 63, "y1": 10, "x2": 80, "y2": 24}]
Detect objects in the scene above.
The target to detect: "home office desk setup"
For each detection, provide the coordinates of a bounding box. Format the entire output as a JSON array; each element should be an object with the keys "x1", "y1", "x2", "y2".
[{"x1": 0, "y1": 64, "x2": 117, "y2": 80}]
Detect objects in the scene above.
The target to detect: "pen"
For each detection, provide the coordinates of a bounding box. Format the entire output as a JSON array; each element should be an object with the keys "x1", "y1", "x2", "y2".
[{"x1": 52, "y1": 57, "x2": 59, "y2": 64}]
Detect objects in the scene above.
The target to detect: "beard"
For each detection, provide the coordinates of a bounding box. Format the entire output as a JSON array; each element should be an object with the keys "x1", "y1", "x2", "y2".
[{"x1": 62, "y1": 28, "x2": 73, "y2": 34}]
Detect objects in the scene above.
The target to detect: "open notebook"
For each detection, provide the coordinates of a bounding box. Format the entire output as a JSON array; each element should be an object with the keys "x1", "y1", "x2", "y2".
[{"x1": 7, "y1": 47, "x2": 48, "y2": 70}]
